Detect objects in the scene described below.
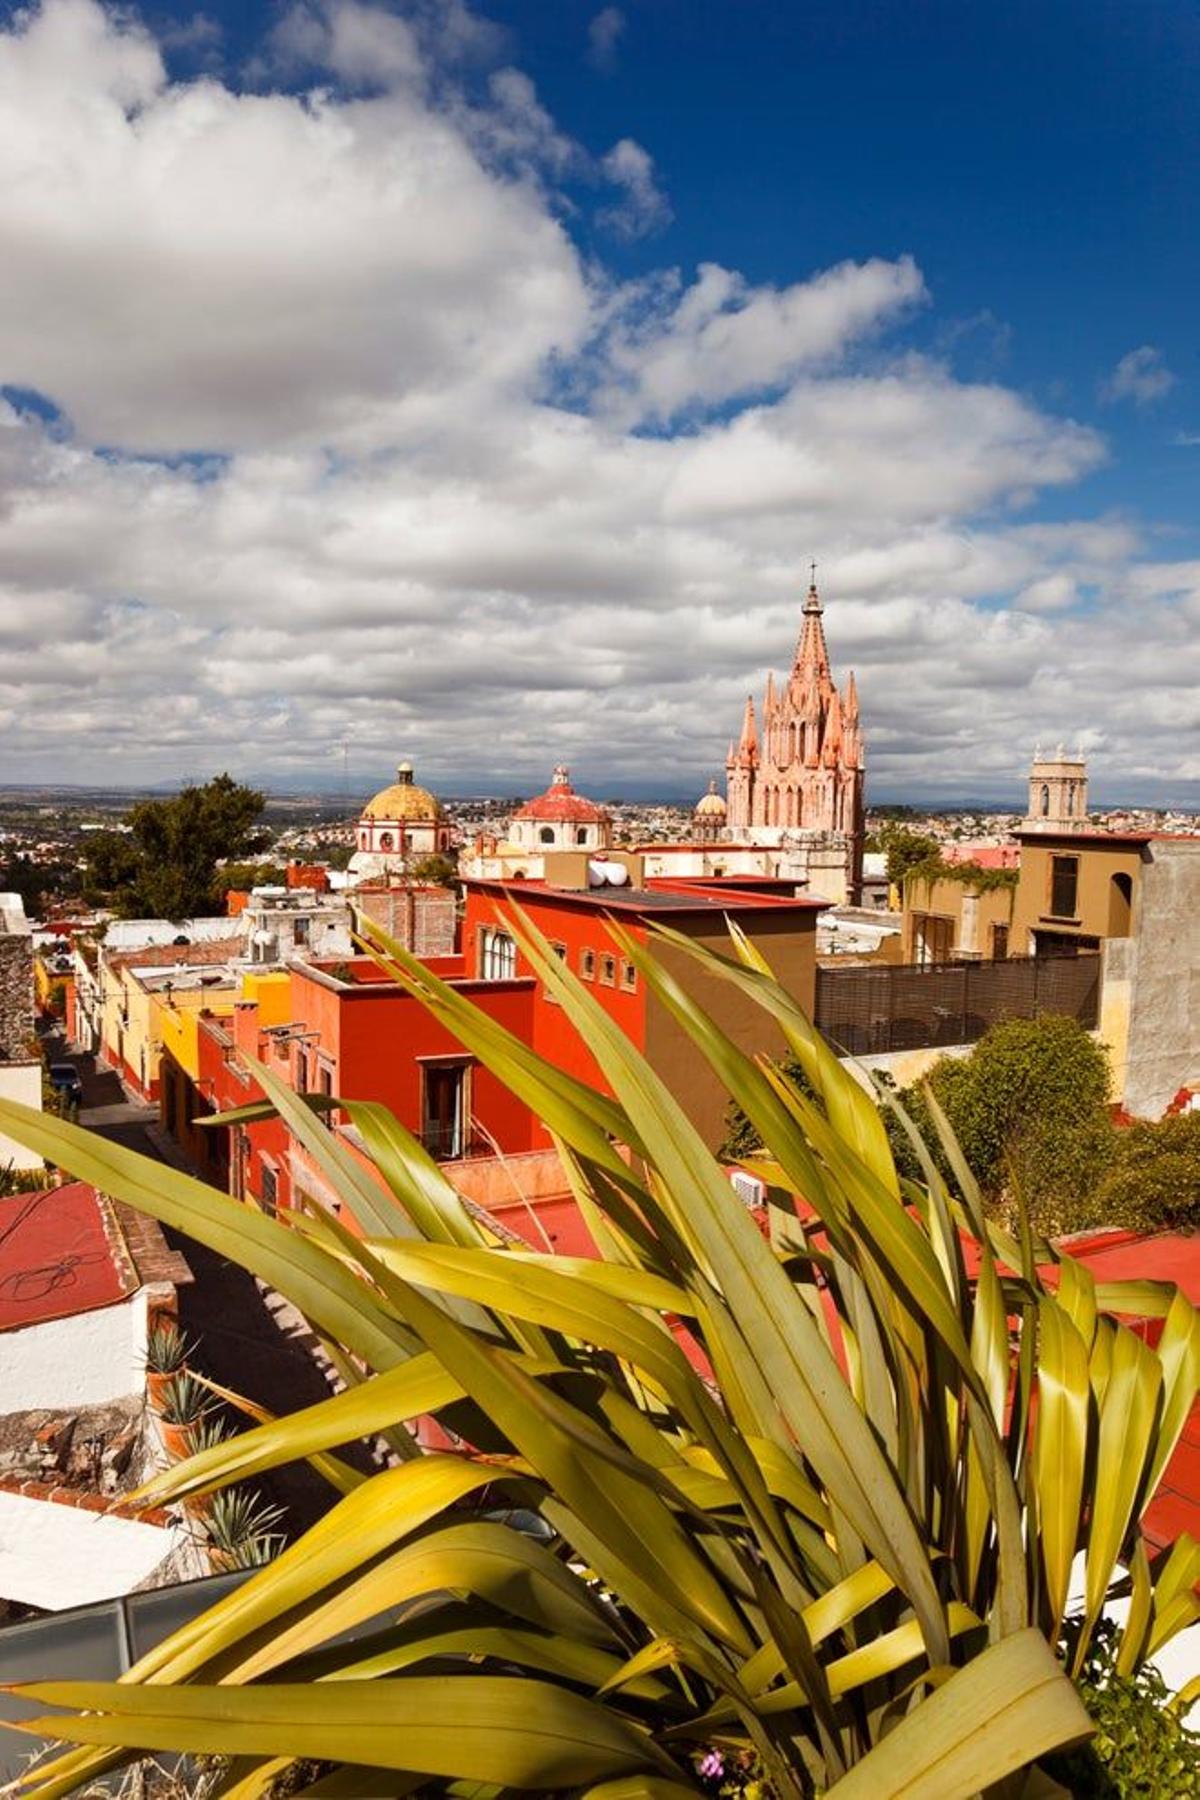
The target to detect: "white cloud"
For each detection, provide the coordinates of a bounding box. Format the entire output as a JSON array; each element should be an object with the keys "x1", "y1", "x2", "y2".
[
  {"x1": 1015, "y1": 573, "x2": 1079, "y2": 614},
  {"x1": 0, "y1": 0, "x2": 1193, "y2": 803},
  {"x1": 587, "y1": 6, "x2": 624, "y2": 72},
  {"x1": 602, "y1": 257, "x2": 926, "y2": 424},
  {"x1": 269, "y1": 0, "x2": 422, "y2": 86},
  {"x1": 597, "y1": 138, "x2": 671, "y2": 240},
  {"x1": 1102, "y1": 344, "x2": 1175, "y2": 407},
  {"x1": 0, "y1": 0, "x2": 588, "y2": 454}
]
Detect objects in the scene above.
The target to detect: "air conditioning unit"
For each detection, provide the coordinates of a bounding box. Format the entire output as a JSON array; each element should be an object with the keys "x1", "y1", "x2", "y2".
[{"x1": 729, "y1": 1169, "x2": 766, "y2": 1210}]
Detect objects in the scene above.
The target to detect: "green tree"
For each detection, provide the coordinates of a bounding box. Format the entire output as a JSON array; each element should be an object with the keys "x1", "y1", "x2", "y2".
[
  {"x1": 878, "y1": 823, "x2": 941, "y2": 886},
  {"x1": 0, "y1": 852, "x2": 80, "y2": 916},
  {"x1": 407, "y1": 851, "x2": 460, "y2": 889},
  {"x1": 219, "y1": 861, "x2": 290, "y2": 891},
  {"x1": 724, "y1": 1015, "x2": 1118, "y2": 1237},
  {"x1": 882, "y1": 1015, "x2": 1115, "y2": 1235},
  {"x1": 84, "y1": 775, "x2": 269, "y2": 920},
  {"x1": 1095, "y1": 1112, "x2": 1200, "y2": 1233}
]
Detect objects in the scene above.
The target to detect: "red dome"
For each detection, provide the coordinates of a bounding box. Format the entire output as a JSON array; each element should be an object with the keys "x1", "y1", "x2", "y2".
[{"x1": 513, "y1": 765, "x2": 609, "y2": 826}]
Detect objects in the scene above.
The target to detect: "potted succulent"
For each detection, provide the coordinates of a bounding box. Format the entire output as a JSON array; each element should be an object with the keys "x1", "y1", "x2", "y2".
[
  {"x1": 179, "y1": 1413, "x2": 233, "y2": 1517},
  {"x1": 155, "y1": 1370, "x2": 210, "y2": 1461},
  {"x1": 144, "y1": 1316, "x2": 191, "y2": 1411},
  {"x1": 203, "y1": 1486, "x2": 284, "y2": 1573}
]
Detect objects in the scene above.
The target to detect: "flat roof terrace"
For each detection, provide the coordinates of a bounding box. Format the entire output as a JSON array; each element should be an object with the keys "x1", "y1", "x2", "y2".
[{"x1": 465, "y1": 877, "x2": 828, "y2": 914}]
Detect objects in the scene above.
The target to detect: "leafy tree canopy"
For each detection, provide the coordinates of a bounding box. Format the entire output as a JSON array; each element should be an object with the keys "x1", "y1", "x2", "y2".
[
  {"x1": 722, "y1": 1013, "x2": 1124, "y2": 1238},
  {"x1": 874, "y1": 822, "x2": 942, "y2": 886},
  {"x1": 407, "y1": 851, "x2": 460, "y2": 890},
  {"x1": 84, "y1": 774, "x2": 269, "y2": 920},
  {"x1": 0, "y1": 852, "x2": 80, "y2": 917},
  {"x1": 220, "y1": 861, "x2": 290, "y2": 891}
]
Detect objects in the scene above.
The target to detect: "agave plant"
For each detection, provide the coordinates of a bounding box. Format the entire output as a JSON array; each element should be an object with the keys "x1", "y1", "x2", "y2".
[
  {"x1": 145, "y1": 1316, "x2": 191, "y2": 1376},
  {"x1": 155, "y1": 1370, "x2": 210, "y2": 1427},
  {"x1": 203, "y1": 1487, "x2": 285, "y2": 1565},
  {"x1": 0, "y1": 910, "x2": 1197, "y2": 1800},
  {"x1": 182, "y1": 1413, "x2": 234, "y2": 1458}
]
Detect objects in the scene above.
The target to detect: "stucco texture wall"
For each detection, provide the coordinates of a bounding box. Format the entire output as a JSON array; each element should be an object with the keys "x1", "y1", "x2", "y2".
[
  {"x1": 645, "y1": 912, "x2": 817, "y2": 1149},
  {"x1": 0, "y1": 1488, "x2": 184, "y2": 1610},
  {"x1": 0, "y1": 1061, "x2": 44, "y2": 1171},
  {"x1": 0, "y1": 1289, "x2": 148, "y2": 1411},
  {"x1": 1121, "y1": 842, "x2": 1200, "y2": 1118}
]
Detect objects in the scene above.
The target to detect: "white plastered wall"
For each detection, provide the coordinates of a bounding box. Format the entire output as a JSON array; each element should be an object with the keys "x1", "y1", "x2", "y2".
[
  {"x1": 0, "y1": 1288, "x2": 149, "y2": 1411},
  {"x1": 0, "y1": 1062, "x2": 45, "y2": 1172},
  {"x1": 0, "y1": 1490, "x2": 185, "y2": 1610}
]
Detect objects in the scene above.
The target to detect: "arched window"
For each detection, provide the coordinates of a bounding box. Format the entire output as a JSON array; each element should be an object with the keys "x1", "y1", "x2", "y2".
[
  {"x1": 1067, "y1": 782, "x2": 1076, "y2": 816},
  {"x1": 576, "y1": 827, "x2": 588, "y2": 846},
  {"x1": 539, "y1": 826, "x2": 555, "y2": 845},
  {"x1": 1109, "y1": 871, "x2": 1133, "y2": 935},
  {"x1": 378, "y1": 832, "x2": 394, "y2": 851},
  {"x1": 1040, "y1": 784, "x2": 1050, "y2": 816}
]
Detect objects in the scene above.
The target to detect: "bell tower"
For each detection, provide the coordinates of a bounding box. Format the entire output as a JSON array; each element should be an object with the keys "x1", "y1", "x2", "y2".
[{"x1": 1025, "y1": 744, "x2": 1088, "y2": 831}]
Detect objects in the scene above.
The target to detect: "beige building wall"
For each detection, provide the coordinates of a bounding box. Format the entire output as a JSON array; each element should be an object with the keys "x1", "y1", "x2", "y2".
[
  {"x1": 902, "y1": 875, "x2": 1015, "y2": 962},
  {"x1": 644, "y1": 911, "x2": 817, "y2": 1149},
  {"x1": 1010, "y1": 835, "x2": 1143, "y2": 954}
]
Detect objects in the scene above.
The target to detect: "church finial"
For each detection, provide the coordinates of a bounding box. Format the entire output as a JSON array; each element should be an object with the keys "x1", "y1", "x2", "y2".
[
  {"x1": 552, "y1": 762, "x2": 570, "y2": 788},
  {"x1": 804, "y1": 562, "x2": 822, "y2": 616}
]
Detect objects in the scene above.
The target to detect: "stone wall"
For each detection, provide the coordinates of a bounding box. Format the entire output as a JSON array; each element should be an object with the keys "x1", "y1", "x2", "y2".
[
  {"x1": 0, "y1": 932, "x2": 34, "y2": 1061},
  {"x1": 1120, "y1": 840, "x2": 1200, "y2": 1118}
]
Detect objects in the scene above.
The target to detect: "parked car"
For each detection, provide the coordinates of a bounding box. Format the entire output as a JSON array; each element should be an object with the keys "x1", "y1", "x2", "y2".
[{"x1": 47, "y1": 1062, "x2": 83, "y2": 1106}]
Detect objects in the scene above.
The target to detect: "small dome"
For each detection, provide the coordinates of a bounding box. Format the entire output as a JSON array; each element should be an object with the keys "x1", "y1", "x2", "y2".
[
  {"x1": 695, "y1": 779, "x2": 727, "y2": 817},
  {"x1": 513, "y1": 764, "x2": 609, "y2": 826},
  {"x1": 361, "y1": 762, "x2": 443, "y2": 822}
]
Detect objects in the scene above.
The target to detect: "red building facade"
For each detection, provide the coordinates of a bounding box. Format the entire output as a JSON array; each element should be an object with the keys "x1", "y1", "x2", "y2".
[{"x1": 192, "y1": 871, "x2": 825, "y2": 1248}]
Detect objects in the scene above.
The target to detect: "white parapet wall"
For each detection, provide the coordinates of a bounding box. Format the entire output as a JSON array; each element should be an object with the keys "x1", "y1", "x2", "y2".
[
  {"x1": 0, "y1": 1489, "x2": 187, "y2": 1610},
  {"x1": 0, "y1": 1061, "x2": 46, "y2": 1173},
  {"x1": 0, "y1": 1288, "x2": 149, "y2": 1412}
]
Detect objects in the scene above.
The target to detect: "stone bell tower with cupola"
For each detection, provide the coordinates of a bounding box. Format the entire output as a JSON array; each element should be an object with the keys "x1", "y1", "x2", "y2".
[{"x1": 1024, "y1": 745, "x2": 1088, "y2": 832}]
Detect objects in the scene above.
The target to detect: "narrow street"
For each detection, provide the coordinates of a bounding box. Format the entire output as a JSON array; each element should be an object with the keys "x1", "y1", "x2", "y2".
[{"x1": 40, "y1": 1029, "x2": 351, "y2": 1537}]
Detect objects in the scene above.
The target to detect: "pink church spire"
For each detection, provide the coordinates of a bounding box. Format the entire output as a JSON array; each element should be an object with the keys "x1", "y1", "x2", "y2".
[
  {"x1": 793, "y1": 575, "x2": 831, "y2": 685},
  {"x1": 735, "y1": 693, "x2": 759, "y2": 765}
]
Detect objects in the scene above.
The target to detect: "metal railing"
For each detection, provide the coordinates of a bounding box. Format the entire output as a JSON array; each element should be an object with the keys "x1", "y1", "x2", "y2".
[{"x1": 814, "y1": 954, "x2": 1101, "y2": 1057}]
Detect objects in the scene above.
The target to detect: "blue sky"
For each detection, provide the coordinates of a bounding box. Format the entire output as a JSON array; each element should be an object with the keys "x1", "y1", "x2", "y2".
[{"x1": 0, "y1": 0, "x2": 1196, "y2": 802}]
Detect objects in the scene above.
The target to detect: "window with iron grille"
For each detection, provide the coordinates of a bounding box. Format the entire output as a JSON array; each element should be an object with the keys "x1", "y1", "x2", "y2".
[{"x1": 580, "y1": 948, "x2": 595, "y2": 980}]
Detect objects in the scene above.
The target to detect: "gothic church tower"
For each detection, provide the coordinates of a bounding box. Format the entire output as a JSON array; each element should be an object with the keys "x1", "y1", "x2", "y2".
[{"x1": 725, "y1": 577, "x2": 865, "y2": 889}]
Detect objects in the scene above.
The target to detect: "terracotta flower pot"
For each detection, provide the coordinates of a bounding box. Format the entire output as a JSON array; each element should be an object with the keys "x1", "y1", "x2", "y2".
[
  {"x1": 147, "y1": 1367, "x2": 184, "y2": 1412},
  {"x1": 159, "y1": 1417, "x2": 199, "y2": 1461}
]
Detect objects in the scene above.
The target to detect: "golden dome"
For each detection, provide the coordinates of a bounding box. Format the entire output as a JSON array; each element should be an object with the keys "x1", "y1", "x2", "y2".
[
  {"x1": 361, "y1": 762, "x2": 443, "y2": 822},
  {"x1": 695, "y1": 779, "x2": 727, "y2": 816}
]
